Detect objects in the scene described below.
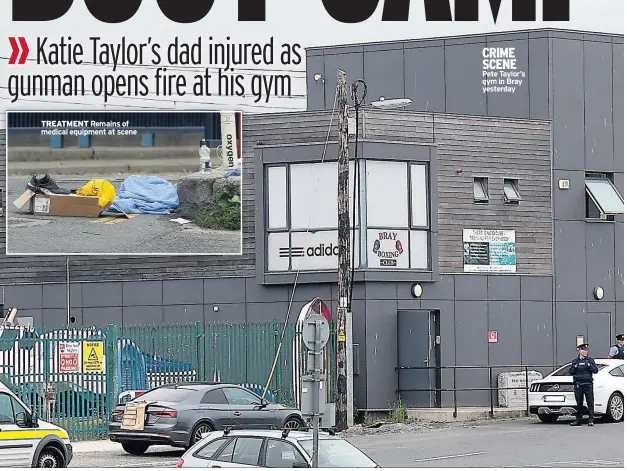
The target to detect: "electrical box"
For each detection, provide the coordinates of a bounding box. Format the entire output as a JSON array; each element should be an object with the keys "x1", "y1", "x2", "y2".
[
  {"x1": 348, "y1": 117, "x2": 356, "y2": 136},
  {"x1": 300, "y1": 376, "x2": 326, "y2": 417}
]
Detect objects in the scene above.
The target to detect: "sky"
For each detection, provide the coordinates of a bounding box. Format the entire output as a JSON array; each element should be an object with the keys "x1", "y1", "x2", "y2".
[{"x1": 0, "y1": 0, "x2": 624, "y2": 125}]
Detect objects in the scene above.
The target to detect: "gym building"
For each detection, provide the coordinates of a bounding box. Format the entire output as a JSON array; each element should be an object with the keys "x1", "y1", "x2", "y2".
[{"x1": 0, "y1": 29, "x2": 623, "y2": 412}]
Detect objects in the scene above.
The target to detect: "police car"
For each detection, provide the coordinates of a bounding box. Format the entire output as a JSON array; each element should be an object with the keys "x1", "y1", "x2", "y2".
[
  {"x1": 528, "y1": 359, "x2": 624, "y2": 423},
  {"x1": 0, "y1": 381, "x2": 73, "y2": 467}
]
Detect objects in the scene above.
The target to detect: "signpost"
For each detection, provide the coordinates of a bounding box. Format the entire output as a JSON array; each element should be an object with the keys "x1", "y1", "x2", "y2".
[{"x1": 301, "y1": 312, "x2": 330, "y2": 468}]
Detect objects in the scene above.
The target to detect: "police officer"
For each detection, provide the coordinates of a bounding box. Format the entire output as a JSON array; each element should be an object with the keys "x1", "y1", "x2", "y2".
[
  {"x1": 568, "y1": 343, "x2": 598, "y2": 426},
  {"x1": 608, "y1": 334, "x2": 624, "y2": 360}
]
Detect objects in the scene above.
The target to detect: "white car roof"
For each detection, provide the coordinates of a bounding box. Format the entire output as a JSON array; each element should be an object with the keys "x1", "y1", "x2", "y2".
[{"x1": 207, "y1": 429, "x2": 339, "y2": 441}]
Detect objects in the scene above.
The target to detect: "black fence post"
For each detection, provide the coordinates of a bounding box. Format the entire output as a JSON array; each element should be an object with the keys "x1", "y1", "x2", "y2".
[
  {"x1": 525, "y1": 366, "x2": 530, "y2": 417},
  {"x1": 453, "y1": 367, "x2": 458, "y2": 418},
  {"x1": 489, "y1": 366, "x2": 494, "y2": 418}
]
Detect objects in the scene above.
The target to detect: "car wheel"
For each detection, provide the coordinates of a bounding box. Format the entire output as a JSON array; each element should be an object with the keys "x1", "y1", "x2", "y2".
[
  {"x1": 191, "y1": 422, "x2": 214, "y2": 445},
  {"x1": 606, "y1": 392, "x2": 624, "y2": 422},
  {"x1": 36, "y1": 446, "x2": 64, "y2": 468},
  {"x1": 284, "y1": 416, "x2": 305, "y2": 429},
  {"x1": 537, "y1": 414, "x2": 559, "y2": 424},
  {"x1": 121, "y1": 442, "x2": 150, "y2": 456}
]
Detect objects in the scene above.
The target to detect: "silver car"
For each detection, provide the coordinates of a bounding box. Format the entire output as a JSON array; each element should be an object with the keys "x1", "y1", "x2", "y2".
[
  {"x1": 108, "y1": 382, "x2": 305, "y2": 455},
  {"x1": 177, "y1": 428, "x2": 379, "y2": 468}
]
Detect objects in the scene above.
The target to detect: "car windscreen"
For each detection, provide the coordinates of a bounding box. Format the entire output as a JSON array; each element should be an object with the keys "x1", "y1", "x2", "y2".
[
  {"x1": 135, "y1": 387, "x2": 196, "y2": 402},
  {"x1": 298, "y1": 439, "x2": 377, "y2": 468},
  {"x1": 552, "y1": 364, "x2": 609, "y2": 376}
]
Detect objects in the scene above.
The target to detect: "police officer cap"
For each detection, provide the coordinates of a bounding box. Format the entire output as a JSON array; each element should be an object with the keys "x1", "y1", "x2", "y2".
[
  {"x1": 617, "y1": 333, "x2": 624, "y2": 341},
  {"x1": 577, "y1": 343, "x2": 590, "y2": 350}
]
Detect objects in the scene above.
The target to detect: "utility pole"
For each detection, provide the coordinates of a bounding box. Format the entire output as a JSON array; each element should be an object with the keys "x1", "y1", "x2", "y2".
[{"x1": 335, "y1": 69, "x2": 350, "y2": 431}]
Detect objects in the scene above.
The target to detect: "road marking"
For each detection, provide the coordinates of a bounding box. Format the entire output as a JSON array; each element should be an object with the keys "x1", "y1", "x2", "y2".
[
  {"x1": 91, "y1": 214, "x2": 138, "y2": 224},
  {"x1": 121, "y1": 460, "x2": 179, "y2": 468},
  {"x1": 414, "y1": 451, "x2": 487, "y2": 462},
  {"x1": 535, "y1": 459, "x2": 624, "y2": 467}
]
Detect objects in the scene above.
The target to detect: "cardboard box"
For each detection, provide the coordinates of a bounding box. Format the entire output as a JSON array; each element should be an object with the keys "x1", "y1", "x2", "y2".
[{"x1": 30, "y1": 193, "x2": 103, "y2": 217}]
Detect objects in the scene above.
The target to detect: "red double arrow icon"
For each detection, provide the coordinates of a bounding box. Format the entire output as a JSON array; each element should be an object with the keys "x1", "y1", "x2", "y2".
[{"x1": 8, "y1": 37, "x2": 30, "y2": 65}]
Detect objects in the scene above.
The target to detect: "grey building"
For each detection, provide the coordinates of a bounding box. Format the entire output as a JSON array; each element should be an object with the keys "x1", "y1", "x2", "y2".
[{"x1": 0, "y1": 29, "x2": 623, "y2": 412}]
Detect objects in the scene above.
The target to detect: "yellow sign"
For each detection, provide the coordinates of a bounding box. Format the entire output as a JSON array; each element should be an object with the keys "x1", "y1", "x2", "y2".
[
  {"x1": 83, "y1": 341, "x2": 104, "y2": 373},
  {"x1": 338, "y1": 331, "x2": 346, "y2": 342},
  {"x1": 576, "y1": 335, "x2": 585, "y2": 348}
]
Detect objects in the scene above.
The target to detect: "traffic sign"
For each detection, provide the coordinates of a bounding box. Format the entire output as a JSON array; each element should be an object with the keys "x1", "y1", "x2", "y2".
[{"x1": 302, "y1": 314, "x2": 330, "y2": 352}]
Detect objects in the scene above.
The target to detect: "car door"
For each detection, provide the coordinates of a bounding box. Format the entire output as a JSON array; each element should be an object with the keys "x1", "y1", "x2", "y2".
[
  {"x1": 222, "y1": 387, "x2": 276, "y2": 428},
  {"x1": 0, "y1": 392, "x2": 31, "y2": 467},
  {"x1": 199, "y1": 388, "x2": 233, "y2": 429},
  {"x1": 211, "y1": 437, "x2": 264, "y2": 468},
  {"x1": 262, "y1": 438, "x2": 308, "y2": 468}
]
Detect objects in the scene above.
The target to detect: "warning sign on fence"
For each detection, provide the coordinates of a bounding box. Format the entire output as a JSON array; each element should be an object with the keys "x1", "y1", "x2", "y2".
[
  {"x1": 83, "y1": 341, "x2": 104, "y2": 373},
  {"x1": 59, "y1": 341, "x2": 81, "y2": 373}
]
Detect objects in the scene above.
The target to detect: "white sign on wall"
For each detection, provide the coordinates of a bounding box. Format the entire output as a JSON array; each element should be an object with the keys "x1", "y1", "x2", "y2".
[
  {"x1": 463, "y1": 229, "x2": 516, "y2": 273},
  {"x1": 367, "y1": 229, "x2": 410, "y2": 269},
  {"x1": 268, "y1": 230, "x2": 359, "y2": 272}
]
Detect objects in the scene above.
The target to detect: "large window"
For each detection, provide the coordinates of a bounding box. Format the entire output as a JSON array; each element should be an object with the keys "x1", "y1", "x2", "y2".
[{"x1": 265, "y1": 159, "x2": 430, "y2": 272}]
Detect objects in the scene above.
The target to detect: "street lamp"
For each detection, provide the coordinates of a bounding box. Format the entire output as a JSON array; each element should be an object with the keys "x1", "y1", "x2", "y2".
[{"x1": 370, "y1": 97, "x2": 413, "y2": 109}]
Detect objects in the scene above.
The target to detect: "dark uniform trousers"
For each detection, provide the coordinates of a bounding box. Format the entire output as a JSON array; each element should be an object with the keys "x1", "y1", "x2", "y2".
[{"x1": 574, "y1": 382, "x2": 594, "y2": 419}]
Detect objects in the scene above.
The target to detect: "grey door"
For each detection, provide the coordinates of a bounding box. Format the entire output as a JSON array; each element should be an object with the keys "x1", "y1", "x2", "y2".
[
  {"x1": 397, "y1": 310, "x2": 437, "y2": 408},
  {"x1": 586, "y1": 312, "x2": 611, "y2": 359}
]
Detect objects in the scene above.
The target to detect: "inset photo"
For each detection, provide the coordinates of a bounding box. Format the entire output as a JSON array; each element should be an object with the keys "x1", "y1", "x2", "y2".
[{"x1": 6, "y1": 111, "x2": 243, "y2": 255}]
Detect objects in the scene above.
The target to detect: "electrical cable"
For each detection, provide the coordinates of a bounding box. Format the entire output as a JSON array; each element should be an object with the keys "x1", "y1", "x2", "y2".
[
  {"x1": 348, "y1": 80, "x2": 367, "y2": 310},
  {"x1": 260, "y1": 84, "x2": 341, "y2": 403}
]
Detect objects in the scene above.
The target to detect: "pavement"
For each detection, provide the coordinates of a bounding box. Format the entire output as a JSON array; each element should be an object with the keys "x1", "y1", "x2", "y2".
[
  {"x1": 69, "y1": 417, "x2": 624, "y2": 468},
  {"x1": 5, "y1": 175, "x2": 241, "y2": 255}
]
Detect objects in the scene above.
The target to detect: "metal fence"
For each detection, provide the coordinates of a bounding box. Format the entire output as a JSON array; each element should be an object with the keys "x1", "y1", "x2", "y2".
[
  {"x1": 396, "y1": 364, "x2": 563, "y2": 418},
  {"x1": 0, "y1": 320, "x2": 337, "y2": 441}
]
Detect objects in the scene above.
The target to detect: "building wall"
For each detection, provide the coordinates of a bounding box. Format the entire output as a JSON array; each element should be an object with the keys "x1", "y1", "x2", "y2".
[
  {"x1": 306, "y1": 29, "x2": 624, "y2": 364},
  {"x1": 360, "y1": 111, "x2": 552, "y2": 274}
]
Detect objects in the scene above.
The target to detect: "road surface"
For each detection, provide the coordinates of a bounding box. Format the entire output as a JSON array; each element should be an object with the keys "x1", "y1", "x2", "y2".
[
  {"x1": 70, "y1": 417, "x2": 624, "y2": 468},
  {"x1": 6, "y1": 176, "x2": 241, "y2": 255}
]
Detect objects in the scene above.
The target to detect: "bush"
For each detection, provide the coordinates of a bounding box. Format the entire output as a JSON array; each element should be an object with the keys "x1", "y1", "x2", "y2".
[
  {"x1": 388, "y1": 398, "x2": 408, "y2": 424},
  {"x1": 195, "y1": 194, "x2": 241, "y2": 231}
]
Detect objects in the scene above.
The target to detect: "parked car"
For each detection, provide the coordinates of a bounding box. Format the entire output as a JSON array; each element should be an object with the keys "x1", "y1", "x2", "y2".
[
  {"x1": 528, "y1": 359, "x2": 624, "y2": 423},
  {"x1": 108, "y1": 382, "x2": 305, "y2": 454},
  {"x1": 0, "y1": 380, "x2": 73, "y2": 468},
  {"x1": 177, "y1": 428, "x2": 379, "y2": 468}
]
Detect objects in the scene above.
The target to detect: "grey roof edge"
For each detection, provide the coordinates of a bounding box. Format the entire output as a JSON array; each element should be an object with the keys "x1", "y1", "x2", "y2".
[
  {"x1": 305, "y1": 28, "x2": 623, "y2": 53},
  {"x1": 244, "y1": 109, "x2": 553, "y2": 125}
]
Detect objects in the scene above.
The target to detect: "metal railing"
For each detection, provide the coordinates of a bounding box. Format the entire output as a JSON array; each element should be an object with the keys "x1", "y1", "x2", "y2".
[{"x1": 396, "y1": 364, "x2": 563, "y2": 418}]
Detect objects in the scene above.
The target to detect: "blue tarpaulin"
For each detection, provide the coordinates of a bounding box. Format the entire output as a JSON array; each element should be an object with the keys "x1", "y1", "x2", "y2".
[
  {"x1": 225, "y1": 168, "x2": 241, "y2": 177},
  {"x1": 109, "y1": 176, "x2": 179, "y2": 214}
]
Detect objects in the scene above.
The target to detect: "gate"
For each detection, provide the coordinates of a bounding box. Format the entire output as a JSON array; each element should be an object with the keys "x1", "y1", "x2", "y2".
[
  {"x1": 0, "y1": 320, "x2": 338, "y2": 441},
  {"x1": 0, "y1": 326, "x2": 109, "y2": 441}
]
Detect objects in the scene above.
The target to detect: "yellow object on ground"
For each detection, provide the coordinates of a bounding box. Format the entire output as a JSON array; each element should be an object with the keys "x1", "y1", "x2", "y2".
[{"x1": 76, "y1": 180, "x2": 116, "y2": 209}]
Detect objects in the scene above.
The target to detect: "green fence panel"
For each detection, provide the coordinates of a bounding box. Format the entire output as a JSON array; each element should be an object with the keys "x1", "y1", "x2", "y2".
[{"x1": 0, "y1": 319, "x2": 339, "y2": 441}]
